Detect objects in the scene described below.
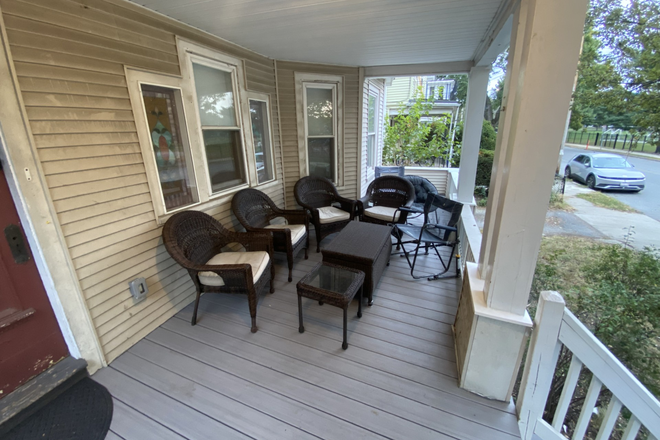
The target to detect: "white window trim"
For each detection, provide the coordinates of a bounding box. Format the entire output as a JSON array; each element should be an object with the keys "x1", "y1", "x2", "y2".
[
  {"x1": 125, "y1": 67, "x2": 202, "y2": 222},
  {"x1": 248, "y1": 91, "x2": 276, "y2": 186},
  {"x1": 178, "y1": 39, "x2": 255, "y2": 198},
  {"x1": 367, "y1": 91, "x2": 378, "y2": 169},
  {"x1": 126, "y1": 39, "x2": 259, "y2": 225},
  {"x1": 294, "y1": 72, "x2": 343, "y2": 186}
]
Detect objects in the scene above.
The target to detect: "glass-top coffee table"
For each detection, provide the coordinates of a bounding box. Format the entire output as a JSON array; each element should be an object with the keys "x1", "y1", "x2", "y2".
[{"x1": 296, "y1": 262, "x2": 365, "y2": 350}]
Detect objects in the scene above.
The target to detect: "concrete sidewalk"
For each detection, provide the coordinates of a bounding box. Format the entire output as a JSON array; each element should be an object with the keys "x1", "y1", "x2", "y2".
[
  {"x1": 473, "y1": 181, "x2": 660, "y2": 251},
  {"x1": 563, "y1": 181, "x2": 660, "y2": 250}
]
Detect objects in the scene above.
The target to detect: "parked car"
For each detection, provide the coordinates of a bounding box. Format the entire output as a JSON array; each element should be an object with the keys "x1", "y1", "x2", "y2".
[{"x1": 564, "y1": 152, "x2": 645, "y2": 192}]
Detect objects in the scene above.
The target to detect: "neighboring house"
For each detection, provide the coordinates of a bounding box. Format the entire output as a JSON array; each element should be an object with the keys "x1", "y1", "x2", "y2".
[{"x1": 386, "y1": 76, "x2": 462, "y2": 123}]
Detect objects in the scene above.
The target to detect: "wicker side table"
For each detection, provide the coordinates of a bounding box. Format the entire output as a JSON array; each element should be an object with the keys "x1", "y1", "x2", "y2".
[{"x1": 296, "y1": 262, "x2": 365, "y2": 350}]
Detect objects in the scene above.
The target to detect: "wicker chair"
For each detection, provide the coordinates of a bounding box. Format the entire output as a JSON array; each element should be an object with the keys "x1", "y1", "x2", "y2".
[
  {"x1": 232, "y1": 188, "x2": 309, "y2": 282},
  {"x1": 359, "y1": 175, "x2": 415, "y2": 226},
  {"x1": 162, "y1": 210, "x2": 274, "y2": 333},
  {"x1": 294, "y1": 176, "x2": 358, "y2": 252},
  {"x1": 404, "y1": 175, "x2": 439, "y2": 221}
]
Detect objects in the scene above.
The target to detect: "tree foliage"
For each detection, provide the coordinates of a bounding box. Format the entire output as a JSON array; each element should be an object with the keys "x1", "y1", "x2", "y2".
[
  {"x1": 383, "y1": 87, "x2": 453, "y2": 166},
  {"x1": 572, "y1": 0, "x2": 660, "y2": 150}
]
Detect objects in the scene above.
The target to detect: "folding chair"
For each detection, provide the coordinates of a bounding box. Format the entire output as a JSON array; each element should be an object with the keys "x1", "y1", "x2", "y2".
[{"x1": 393, "y1": 194, "x2": 463, "y2": 280}]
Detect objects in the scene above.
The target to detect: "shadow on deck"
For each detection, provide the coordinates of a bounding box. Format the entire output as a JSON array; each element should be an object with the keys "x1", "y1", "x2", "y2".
[{"x1": 93, "y1": 232, "x2": 521, "y2": 440}]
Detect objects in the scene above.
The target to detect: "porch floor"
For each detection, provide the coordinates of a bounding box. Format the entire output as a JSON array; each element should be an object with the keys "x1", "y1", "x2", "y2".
[{"x1": 93, "y1": 235, "x2": 521, "y2": 440}]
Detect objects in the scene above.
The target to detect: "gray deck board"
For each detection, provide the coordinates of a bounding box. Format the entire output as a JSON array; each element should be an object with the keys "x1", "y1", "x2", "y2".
[{"x1": 93, "y1": 239, "x2": 521, "y2": 440}]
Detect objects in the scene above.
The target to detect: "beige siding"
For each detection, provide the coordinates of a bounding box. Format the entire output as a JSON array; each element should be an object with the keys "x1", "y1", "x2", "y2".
[
  {"x1": 276, "y1": 61, "x2": 360, "y2": 208},
  {"x1": 1, "y1": 0, "x2": 284, "y2": 363},
  {"x1": 360, "y1": 78, "x2": 386, "y2": 196}
]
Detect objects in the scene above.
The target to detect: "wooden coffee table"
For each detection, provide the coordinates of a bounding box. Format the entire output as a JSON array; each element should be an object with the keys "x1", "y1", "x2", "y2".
[
  {"x1": 296, "y1": 262, "x2": 364, "y2": 350},
  {"x1": 321, "y1": 221, "x2": 392, "y2": 305}
]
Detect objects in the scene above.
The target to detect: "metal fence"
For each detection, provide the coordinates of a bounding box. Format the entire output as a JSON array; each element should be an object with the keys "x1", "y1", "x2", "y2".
[{"x1": 565, "y1": 130, "x2": 658, "y2": 154}]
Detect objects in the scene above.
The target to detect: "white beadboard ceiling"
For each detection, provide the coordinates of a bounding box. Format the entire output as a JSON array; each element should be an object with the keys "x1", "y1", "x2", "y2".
[{"x1": 129, "y1": 0, "x2": 509, "y2": 67}]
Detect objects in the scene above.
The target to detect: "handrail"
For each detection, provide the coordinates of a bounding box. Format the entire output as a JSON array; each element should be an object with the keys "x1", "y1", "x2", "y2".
[
  {"x1": 446, "y1": 169, "x2": 481, "y2": 269},
  {"x1": 517, "y1": 291, "x2": 660, "y2": 440}
]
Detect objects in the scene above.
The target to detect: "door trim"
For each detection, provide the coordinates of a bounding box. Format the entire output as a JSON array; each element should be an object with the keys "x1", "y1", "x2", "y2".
[{"x1": 0, "y1": 10, "x2": 105, "y2": 372}]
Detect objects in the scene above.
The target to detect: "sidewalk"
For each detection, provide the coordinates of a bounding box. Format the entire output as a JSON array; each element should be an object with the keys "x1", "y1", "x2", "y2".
[
  {"x1": 473, "y1": 181, "x2": 660, "y2": 251},
  {"x1": 565, "y1": 143, "x2": 660, "y2": 162}
]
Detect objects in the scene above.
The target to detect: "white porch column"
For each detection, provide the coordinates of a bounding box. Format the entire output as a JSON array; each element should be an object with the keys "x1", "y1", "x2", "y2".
[
  {"x1": 453, "y1": 0, "x2": 589, "y2": 401},
  {"x1": 456, "y1": 66, "x2": 490, "y2": 203}
]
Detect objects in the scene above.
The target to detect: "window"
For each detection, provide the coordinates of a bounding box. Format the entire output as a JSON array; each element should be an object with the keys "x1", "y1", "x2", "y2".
[
  {"x1": 140, "y1": 84, "x2": 198, "y2": 211},
  {"x1": 190, "y1": 59, "x2": 247, "y2": 193},
  {"x1": 127, "y1": 40, "x2": 262, "y2": 223},
  {"x1": 248, "y1": 92, "x2": 275, "y2": 184},
  {"x1": 367, "y1": 93, "x2": 377, "y2": 168},
  {"x1": 295, "y1": 73, "x2": 343, "y2": 184}
]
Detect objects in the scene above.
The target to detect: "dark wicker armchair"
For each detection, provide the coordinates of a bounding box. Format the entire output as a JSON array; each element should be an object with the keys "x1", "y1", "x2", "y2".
[
  {"x1": 162, "y1": 210, "x2": 274, "y2": 333},
  {"x1": 359, "y1": 176, "x2": 415, "y2": 226},
  {"x1": 232, "y1": 188, "x2": 309, "y2": 282},
  {"x1": 294, "y1": 176, "x2": 358, "y2": 252}
]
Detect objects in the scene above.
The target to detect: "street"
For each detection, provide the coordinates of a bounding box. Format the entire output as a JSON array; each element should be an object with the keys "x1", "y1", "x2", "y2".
[{"x1": 561, "y1": 146, "x2": 660, "y2": 222}]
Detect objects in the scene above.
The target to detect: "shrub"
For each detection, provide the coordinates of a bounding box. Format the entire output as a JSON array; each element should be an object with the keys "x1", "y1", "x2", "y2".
[
  {"x1": 480, "y1": 119, "x2": 497, "y2": 150},
  {"x1": 528, "y1": 238, "x2": 660, "y2": 438},
  {"x1": 475, "y1": 150, "x2": 495, "y2": 187}
]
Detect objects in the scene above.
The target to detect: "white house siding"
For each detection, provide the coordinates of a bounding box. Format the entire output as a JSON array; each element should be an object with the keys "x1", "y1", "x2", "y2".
[
  {"x1": 360, "y1": 78, "x2": 386, "y2": 196},
  {"x1": 275, "y1": 61, "x2": 360, "y2": 208},
  {"x1": 0, "y1": 0, "x2": 284, "y2": 363}
]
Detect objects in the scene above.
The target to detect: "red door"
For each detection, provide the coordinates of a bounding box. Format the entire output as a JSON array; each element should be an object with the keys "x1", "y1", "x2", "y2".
[{"x1": 0, "y1": 165, "x2": 68, "y2": 398}]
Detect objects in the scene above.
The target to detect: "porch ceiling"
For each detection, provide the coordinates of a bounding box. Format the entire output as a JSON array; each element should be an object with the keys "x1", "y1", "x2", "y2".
[{"x1": 128, "y1": 0, "x2": 510, "y2": 66}]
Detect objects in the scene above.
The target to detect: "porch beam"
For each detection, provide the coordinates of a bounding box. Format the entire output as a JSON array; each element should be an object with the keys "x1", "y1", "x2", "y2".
[
  {"x1": 472, "y1": 0, "x2": 516, "y2": 66},
  {"x1": 456, "y1": 66, "x2": 490, "y2": 204},
  {"x1": 363, "y1": 60, "x2": 473, "y2": 78}
]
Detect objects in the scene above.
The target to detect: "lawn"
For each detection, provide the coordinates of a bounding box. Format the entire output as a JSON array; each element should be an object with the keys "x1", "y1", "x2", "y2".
[{"x1": 576, "y1": 192, "x2": 638, "y2": 212}]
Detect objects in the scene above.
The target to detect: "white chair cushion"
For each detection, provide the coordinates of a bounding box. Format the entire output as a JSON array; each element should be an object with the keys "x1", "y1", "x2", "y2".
[
  {"x1": 264, "y1": 224, "x2": 306, "y2": 244},
  {"x1": 317, "y1": 206, "x2": 351, "y2": 224},
  {"x1": 198, "y1": 251, "x2": 270, "y2": 287},
  {"x1": 364, "y1": 206, "x2": 400, "y2": 222}
]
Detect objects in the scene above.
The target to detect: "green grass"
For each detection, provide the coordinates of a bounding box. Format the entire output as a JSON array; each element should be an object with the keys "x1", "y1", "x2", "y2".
[{"x1": 576, "y1": 192, "x2": 639, "y2": 212}]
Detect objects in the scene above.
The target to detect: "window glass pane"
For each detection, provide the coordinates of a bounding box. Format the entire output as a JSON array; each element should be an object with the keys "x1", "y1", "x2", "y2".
[
  {"x1": 367, "y1": 134, "x2": 375, "y2": 168},
  {"x1": 308, "y1": 138, "x2": 334, "y2": 181},
  {"x1": 192, "y1": 63, "x2": 236, "y2": 127},
  {"x1": 306, "y1": 87, "x2": 334, "y2": 136},
  {"x1": 203, "y1": 129, "x2": 245, "y2": 192},
  {"x1": 140, "y1": 84, "x2": 198, "y2": 211},
  {"x1": 368, "y1": 95, "x2": 376, "y2": 133},
  {"x1": 249, "y1": 100, "x2": 273, "y2": 184}
]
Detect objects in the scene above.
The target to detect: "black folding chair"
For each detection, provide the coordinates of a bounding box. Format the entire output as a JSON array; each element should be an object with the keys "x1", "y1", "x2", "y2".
[{"x1": 393, "y1": 194, "x2": 463, "y2": 280}]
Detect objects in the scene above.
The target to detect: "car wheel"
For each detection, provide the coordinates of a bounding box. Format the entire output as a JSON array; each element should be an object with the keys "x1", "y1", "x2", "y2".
[
  {"x1": 586, "y1": 174, "x2": 596, "y2": 189},
  {"x1": 564, "y1": 166, "x2": 572, "y2": 179}
]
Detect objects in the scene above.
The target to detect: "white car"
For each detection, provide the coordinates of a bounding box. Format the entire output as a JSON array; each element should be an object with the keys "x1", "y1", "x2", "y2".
[{"x1": 564, "y1": 152, "x2": 645, "y2": 192}]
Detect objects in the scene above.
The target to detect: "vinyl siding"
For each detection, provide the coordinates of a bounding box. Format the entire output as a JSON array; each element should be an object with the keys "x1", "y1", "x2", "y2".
[
  {"x1": 1, "y1": 0, "x2": 284, "y2": 363},
  {"x1": 360, "y1": 78, "x2": 386, "y2": 196},
  {"x1": 386, "y1": 77, "x2": 417, "y2": 107},
  {"x1": 275, "y1": 61, "x2": 360, "y2": 208}
]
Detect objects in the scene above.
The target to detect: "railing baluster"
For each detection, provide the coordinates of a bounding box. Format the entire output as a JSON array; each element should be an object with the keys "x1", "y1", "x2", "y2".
[
  {"x1": 552, "y1": 355, "x2": 583, "y2": 431},
  {"x1": 572, "y1": 376, "x2": 602, "y2": 440},
  {"x1": 620, "y1": 415, "x2": 641, "y2": 440},
  {"x1": 595, "y1": 396, "x2": 622, "y2": 440}
]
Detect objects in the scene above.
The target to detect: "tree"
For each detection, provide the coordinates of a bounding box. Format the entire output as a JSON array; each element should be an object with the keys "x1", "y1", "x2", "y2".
[
  {"x1": 571, "y1": 0, "x2": 660, "y2": 151},
  {"x1": 383, "y1": 88, "x2": 452, "y2": 166}
]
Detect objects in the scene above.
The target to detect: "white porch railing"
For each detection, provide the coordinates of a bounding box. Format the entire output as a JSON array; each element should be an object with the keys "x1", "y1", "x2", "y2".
[
  {"x1": 517, "y1": 291, "x2": 660, "y2": 440},
  {"x1": 446, "y1": 169, "x2": 481, "y2": 268}
]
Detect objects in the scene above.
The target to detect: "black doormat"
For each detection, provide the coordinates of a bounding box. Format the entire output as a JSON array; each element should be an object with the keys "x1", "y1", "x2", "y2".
[{"x1": 4, "y1": 377, "x2": 113, "y2": 440}]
